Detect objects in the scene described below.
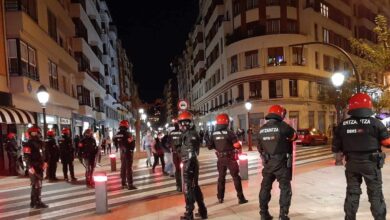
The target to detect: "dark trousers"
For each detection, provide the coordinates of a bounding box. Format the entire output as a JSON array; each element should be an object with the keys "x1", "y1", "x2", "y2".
[
  {"x1": 259, "y1": 158, "x2": 292, "y2": 216},
  {"x1": 173, "y1": 152, "x2": 182, "y2": 188},
  {"x1": 344, "y1": 159, "x2": 386, "y2": 220},
  {"x1": 152, "y1": 154, "x2": 165, "y2": 171},
  {"x1": 84, "y1": 157, "x2": 95, "y2": 186},
  {"x1": 183, "y1": 158, "x2": 207, "y2": 216},
  {"x1": 7, "y1": 154, "x2": 17, "y2": 175},
  {"x1": 47, "y1": 160, "x2": 57, "y2": 179},
  {"x1": 120, "y1": 152, "x2": 134, "y2": 186},
  {"x1": 217, "y1": 156, "x2": 244, "y2": 200},
  {"x1": 30, "y1": 167, "x2": 43, "y2": 205},
  {"x1": 62, "y1": 160, "x2": 75, "y2": 179}
]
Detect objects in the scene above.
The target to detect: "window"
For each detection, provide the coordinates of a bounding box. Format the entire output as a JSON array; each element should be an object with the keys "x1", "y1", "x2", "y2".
[
  {"x1": 315, "y1": 52, "x2": 320, "y2": 69},
  {"x1": 249, "y1": 81, "x2": 262, "y2": 99},
  {"x1": 309, "y1": 111, "x2": 315, "y2": 128},
  {"x1": 6, "y1": 0, "x2": 37, "y2": 21},
  {"x1": 266, "y1": 19, "x2": 280, "y2": 34},
  {"x1": 47, "y1": 9, "x2": 57, "y2": 41},
  {"x1": 266, "y1": 0, "x2": 280, "y2": 6},
  {"x1": 289, "y1": 79, "x2": 298, "y2": 97},
  {"x1": 334, "y1": 58, "x2": 340, "y2": 71},
  {"x1": 48, "y1": 60, "x2": 58, "y2": 90},
  {"x1": 62, "y1": 76, "x2": 68, "y2": 94},
  {"x1": 246, "y1": 0, "x2": 259, "y2": 10},
  {"x1": 287, "y1": 0, "x2": 297, "y2": 6},
  {"x1": 268, "y1": 47, "x2": 285, "y2": 66},
  {"x1": 245, "y1": 50, "x2": 258, "y2": 69},
  {"x1": 292, "y1": 47, "x2": 304, "y2": 65},
  {"x1": 286, "y1": 20, "x2": 298, "y2": 33},
  {"x1": 7, "y1": 39, "x2": 38, "y2": 80},
  {"x1": 269, "y1": 79, "x2": 283, "y2": 98},
  {"x1": 323, "y1": 55, "x2": 331, "y2": 72},
  {"x1": 323, "y1": 28, "x2": 329, "y2": 43},
  {"x1": 233, "y1": 0, "x2": 240, "y2": 16},
  {"x1": 314, "y1": 23, "x2": 318, "y2": 41},
  {"x1": 317, "y1": 83, "x2": 328, "y2": 100},
  {"x1": 7, "y1": 39, "x2": 18, "y2": 73},
  {"x1": 289, "y1": 111, "x2": 299, "y2": 128},
  {"x1": 309, "y1": 81, "x2": 314, "y2": 98},
  {"x1": 231, "y1": 55, "x2": 238, "y2": 73},
  {"x1": 77, "y1": 86, "x2": 91, "y2": 106},
  {"x1": 320, "y1": 3, "x2": 329, "y2": 17},
  {"x1": 237, "y1": 84, "x2": 244, "y2": 100},
  {"x1": 74, "y1": 52, "x2": 90, "y2": 72}
]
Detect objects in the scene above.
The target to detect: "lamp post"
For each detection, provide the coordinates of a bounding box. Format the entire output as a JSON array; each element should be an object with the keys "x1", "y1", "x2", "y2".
[
  {"x1": 36, "y1": 85, "x2": 49, "y2": 139},
  {"x1": 245, "y1": 102, "x2": 253, "y2": 151}
]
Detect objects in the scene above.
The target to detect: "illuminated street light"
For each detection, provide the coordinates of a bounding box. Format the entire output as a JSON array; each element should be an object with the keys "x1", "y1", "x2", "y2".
[
  {"x1": 245, "y1": 101, "x2": 253, "y2": 151},
  {"x1": 331, "y1": 72, "x2": 345, "y2": 87},
  {"x1": 36, "y1": 85, "x2": 49, "y2": 139},
  {"x1": 138, "y1": 108, "x2": 144, "y2": 114},
  {"x1": 147, "y1": 121, "x2": 151, "y2": 127},
  {"x1": 245, "y1": 102, "x2": 252, "y2": 111},
  {"x1": 141, "y1": 113, "x2": 147, "y2": 121}
]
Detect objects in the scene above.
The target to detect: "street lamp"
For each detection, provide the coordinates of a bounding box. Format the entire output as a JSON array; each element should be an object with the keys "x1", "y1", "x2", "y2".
[
  {"x1": 245, "y1": 102, "x2": 253, "y2": 151},
  {"x1": 36, "y1": 85, "x2": 49, "y2": 139},
  {"x1": 331, "y1": 72, "x2": 345, "y2": 87},
  {"x1": 141, "y1": 113, "x2": 147, "y2": 121},
  {"x1": 147, "y1": 121, "x2": 151, "y2": 127},
  {"x1": 138, "y1": 108, "x2": 144, "y2": 114}
]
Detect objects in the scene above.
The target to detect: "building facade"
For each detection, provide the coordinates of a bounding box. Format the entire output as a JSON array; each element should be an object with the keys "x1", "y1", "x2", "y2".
[
  {"x1": 163, "y1": 78, "x2": 179, "y2": 123},
  {"x1": 174, "y1": 0, "x2": 390, "y2": 135}
]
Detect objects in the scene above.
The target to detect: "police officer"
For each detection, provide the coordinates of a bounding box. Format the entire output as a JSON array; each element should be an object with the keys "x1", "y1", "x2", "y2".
[
  {"x1": 45, "y1": 130, "x2": 60, "y2": 181},
  {"x1": 59, "y1": 128, "x2": 77, "y2": 182},
  {"x1": 332, "y1": 93, "x2": 390, "y2": 220},
  {"x1": 78, "y1": 129, "x2": 98, "y2": 188},
  {"x1": 5, "y1": 133, "x2": 19, "y2": 176},
  {"x1": 23, "y1": 126, "x2": 48, "y2": 209},
  {"x1": 257, "y1": 105, "x2": 296, "y2": 220},
  {"x1": 178, "y1": 111, "x2": 207, "y2": 220},
  {"x1": 114, "y1": 120, "x2": 137, "y2": 190},
  {"x1": 207, "y1": 113, "x2": 248, "y2": 204},
  {"x1": 167, "y1": 121, "x2": 183, "y2": 192}
]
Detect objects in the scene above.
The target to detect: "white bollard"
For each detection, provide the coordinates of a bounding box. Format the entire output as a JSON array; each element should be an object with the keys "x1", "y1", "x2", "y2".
[
  {"x1": 93, "y1": 172, "x2": 108, "y2": 214},
  {"x1": 239, "y1": 153, "x2": 248, "y2": 180}
]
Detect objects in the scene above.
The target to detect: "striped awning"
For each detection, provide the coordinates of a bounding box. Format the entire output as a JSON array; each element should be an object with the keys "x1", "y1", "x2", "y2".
[{"x1": 0, "y1": 106, "x2": 36, "y2": 124}]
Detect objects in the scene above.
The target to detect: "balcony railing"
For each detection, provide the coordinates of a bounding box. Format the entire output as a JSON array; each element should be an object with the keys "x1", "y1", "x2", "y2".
[{"x1": 225, "y1": 26, "x2": 266, "y2": 45}]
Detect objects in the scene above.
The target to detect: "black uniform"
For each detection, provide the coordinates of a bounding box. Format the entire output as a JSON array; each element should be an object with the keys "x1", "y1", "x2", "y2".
[
  {"x1": 181, "y1": 129, "x2": 207, "y2": 219},
  {"x1": 168, "y1": 128, "x2": 183, "y2": 191},
  {"x1": 23, "y1": 137, "x2": 48, "y2": 208},
  {"x1": 78, "y1": 136, "x2": 98, "y2": 187},
  {"x1": 114, "y1": 129, "x2": 136, "y2": 189},
  {"x1": 257, "y1": 118, "x2": 296, "y2": 219},
  {"x1": 45, "y1": 137, "x2": 60, "y2": 180},
  {"x1": 333, "y1": 116, "x2": 389, "y2": 220},
  {"x1": 208, "y1": 127, "x2": 246, "y2": 203},
  {"x1": 59, "y1": 135, "x2": 76, "y2": 181},
  {"x1": 5, "y1": 138, "x2": 19, "y2": 175}
]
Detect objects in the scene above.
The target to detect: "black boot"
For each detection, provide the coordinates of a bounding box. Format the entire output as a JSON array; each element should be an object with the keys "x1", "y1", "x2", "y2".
[
  {"x1": 260, "y1": 211, "x2": 273, "y2": 220},
  {"x1": 30, "y1": 188, "x2": 37, "y2": 208},
  {"x1": 180, "y1": 212, "x2": 194, "y2": 220},
  {"x1": 128, "y1": 185, "x2": 137, "y2": 190},
  {"x1": 195, "y1": 208, "x2": 208, "y2": 219},
  {"x1": 218, "y1": 198, "x2": 224, "y2": 203},
  {"x1": 34, "y1": 188, "x2": 48, "y2": 209},
  {"x1": 176, "y1": 186, "x2": 182, "y2": 192},
  {"x1": 279, "y1": 209, "x2": 289, "y2": 220},
  {"x1": 238, "y1": 195, "x2": 248, "y2": 204}
]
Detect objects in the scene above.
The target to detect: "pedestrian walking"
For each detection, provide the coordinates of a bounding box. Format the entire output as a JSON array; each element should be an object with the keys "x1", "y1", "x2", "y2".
[
  {"x1": 106, "y1": 136, "x2": 112, "y2": 154},
  {"x1": 177, "y1": 111, "x2": 207, "y2": 220},
  {"x1": 78, "y1": 129, "x2": 98, "y2": 188},
  {"x1": 101, "y1": 137, "x2": 107, "y2": 155},
  {"x1": 58, "y1": 128, "x2": 77, "y2": 182},
  {"x1": 207, "y1": 113, "x2": 248, "y2": 204},
  {"x1": 162, "y1": 131, "x2": 174, "y2": 177},
  {"x1": 257, "y1": 105, "x2": 297, "y2": 220},
  {"x1": 45, "y1": 130, "x2": 60, "y2": 182},
  {"x1": 5, "y1": 132, "x2": 19, "y2": 176},
  {"x1": 152, "y1": 132, "x2": 166, "y2": 174},
  {"x1": 23, "y1": 126, "x2": 48, "y2": 209},
  {"x1": 332, "y1": 93, "x2": 390, "y2": 220},
  {"x1": 113, "y1": 120, "x2": 137, "y2": 190},
  {"x1": 167, "y1": 121, "x2": 183, "y2": 192},
  {"x1": 142, "y1": 131, "x2": 154, "y2": 167}
]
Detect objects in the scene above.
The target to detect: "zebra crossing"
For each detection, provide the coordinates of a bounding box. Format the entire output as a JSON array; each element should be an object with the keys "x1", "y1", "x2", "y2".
[{"x1": 0, "y1": 145, "x2": 333, "y2": 220}]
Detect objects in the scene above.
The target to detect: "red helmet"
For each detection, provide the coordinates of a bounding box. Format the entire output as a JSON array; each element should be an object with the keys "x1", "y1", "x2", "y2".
[
  {"x1": 47, "y1": 130, "x2": 55, "y2": 137},
  {"x1": 119, "y1": 120, "x2": 130, "y2": 129},
  {"x1": 177, "y1": 111, "x2": 193, "y2": 121},
  {"x1": 7, "y1": 133, "x2": 16, "y2": 140},
  {"x1": 216, "y1": 113, "x2": 229, "y2": 125},
  {"x1": 27, "y1": 126, "x2": 41, "y2": 137},
  {"x1": 266, "y1": 105, "x2": 286, "y2": 119},
  {"x1": 61, "y1": 128, "x2": 71, "y2": 135},
  {"x1": 348, "y1": 93, "x2": 374, "y2": 117}
]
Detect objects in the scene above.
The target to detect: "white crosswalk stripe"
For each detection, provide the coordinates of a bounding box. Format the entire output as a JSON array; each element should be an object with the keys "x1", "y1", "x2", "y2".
[{"x1": 0, "y1": 145, "x2": 332, "y2": 220}]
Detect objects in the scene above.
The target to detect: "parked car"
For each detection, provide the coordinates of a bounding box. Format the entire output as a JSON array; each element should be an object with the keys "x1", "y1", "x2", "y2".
[{"x1": 296, "y1": 128, "x2": 328, "y2": 146}]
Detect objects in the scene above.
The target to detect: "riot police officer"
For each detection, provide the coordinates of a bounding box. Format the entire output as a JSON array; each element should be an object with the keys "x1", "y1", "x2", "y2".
[
  {"x1": 167, "y1": 120, "x2": 183, "y2": 192},
  {"x1": 114, "y1": 120, "x2": 137, "y2": 190},
  {"x1": 207, "y1": 113, "x2": 248, "y2": 204},
  {"x1": 59, "y1": 128, "x2": 77, "y2": 182},
  {"x1": 257, "y1": 105, "x2": 296, "y2": 220},
  {"x1": 45, "y1": 130, "x2": 60, "y2": 181},
  {"x1": 78, "y1": 129, "x2": 98, "y2": 188},
  {"x1": 178, "y1": 111, "x2": 207, "y2": 220},
  {"x1": 332, "y1": 93, "x2": 390, "y2": 220},
  {"x1": 5, "y1": 133, "x2": 19, "y2": 176},
  {"x1": 23, "y1": 126, "x2": 48, "y2": 209}
]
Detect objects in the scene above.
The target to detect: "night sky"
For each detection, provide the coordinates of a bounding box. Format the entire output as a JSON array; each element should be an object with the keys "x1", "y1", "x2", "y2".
[{"x1": 107, "y1": 0, "x2": 198, "y2": 102}]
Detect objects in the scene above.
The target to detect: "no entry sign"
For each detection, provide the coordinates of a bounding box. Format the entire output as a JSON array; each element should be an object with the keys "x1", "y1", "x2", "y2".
[{"x1": 178, "y1": 100, "x2": 188, "y2": 110}]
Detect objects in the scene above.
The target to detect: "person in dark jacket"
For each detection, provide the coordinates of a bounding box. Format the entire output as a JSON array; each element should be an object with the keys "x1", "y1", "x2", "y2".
[
  {"x1": 45, "y1": 130, "x2": 60, "y2": 182},
  {"x1": 207, "y1": 113, "x2": 248, "y2": 205},
  {"x1": 113, "y1": 120, "x2": 137, "y2": 190},
  {"x1": 257, "y1": 105, "x2": 297, "y2": 220},
  {"x1": 152, "y1": 132, "x2": 167, "y2": 175},
  {"x1": 23, "y1": 126, "x2": 48, "y2": 209},
  {"x1": 333, "y1": 93, "x2": 390, "y2": 220},
  {"x1": 5, "y1": 133, "x2": 19, "y2": 176},
  {"x1": 178, "y1": 111, "x2": 207, "y2": 220},
  {"x1": 58, "y1": 128, "x2": 77, "y2": 182},
  {"x1": 78, "y1": 129, "x2": 98, "y2": 188}
]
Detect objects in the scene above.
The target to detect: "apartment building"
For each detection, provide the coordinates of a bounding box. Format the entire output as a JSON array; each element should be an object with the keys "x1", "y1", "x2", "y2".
[
  {"x1": 175, "y1": 0, "x2": 390, "y2": 134},
  {"x1": 163, "y1": 78, "x2": 179, "y2": 123}
]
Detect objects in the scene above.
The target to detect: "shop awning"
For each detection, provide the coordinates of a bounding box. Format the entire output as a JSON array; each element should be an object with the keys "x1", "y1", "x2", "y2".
[{"x1": 0, "y1": 106, "x2": 36, "y2": 124}]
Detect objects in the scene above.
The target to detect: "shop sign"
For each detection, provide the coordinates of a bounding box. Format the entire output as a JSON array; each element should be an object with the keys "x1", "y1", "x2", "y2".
[
  {"x1": 75, "y1": 120, "x2": 83, "y2": 127},
  {"x1": 60, "y1": 118, "x2": 71, "y2": 125}
]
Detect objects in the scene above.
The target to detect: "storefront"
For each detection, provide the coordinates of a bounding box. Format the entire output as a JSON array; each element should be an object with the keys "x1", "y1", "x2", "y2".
[{"x1": 72, "y1": 113, "x2": 96, "y2": 137}]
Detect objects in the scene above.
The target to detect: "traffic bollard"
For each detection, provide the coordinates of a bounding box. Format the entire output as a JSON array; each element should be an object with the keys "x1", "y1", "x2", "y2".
[
  {"x1": 180, "y1": 162, "x2": 185, "y2": 194},
  {"x1": 109, "y1": 154, "x2": 116, "y2": 171},
  {"x1": 93, "y1": 172, "x2": 108, "y2": 214},
  {"x1": 239, "y1": 153, "x2": 248, "y2": 180}
]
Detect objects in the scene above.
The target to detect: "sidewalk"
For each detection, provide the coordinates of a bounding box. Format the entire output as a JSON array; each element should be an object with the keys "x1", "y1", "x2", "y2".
[{"x1": 79, "y1": 151, "x2": 390, "y2": 220}]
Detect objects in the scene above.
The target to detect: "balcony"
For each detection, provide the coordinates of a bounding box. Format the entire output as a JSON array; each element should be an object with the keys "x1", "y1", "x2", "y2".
[
  {"x1": 91, "y1": 45, "x2": 103, "y2": 62},
  {"x1": 91, "y1": 71, "x2": 105, "y2": 88},
  {"x1": 225, "y1": 26, "x2": 266, "y2": 46}
]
